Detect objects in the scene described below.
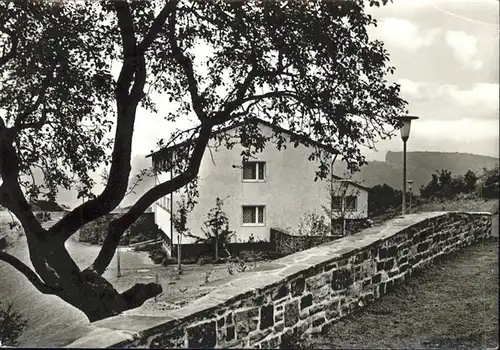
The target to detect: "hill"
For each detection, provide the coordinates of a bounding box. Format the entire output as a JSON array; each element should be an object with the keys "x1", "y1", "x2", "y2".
[{"x1": 334, "y1": 151, "x2": 499, "y2": 193}]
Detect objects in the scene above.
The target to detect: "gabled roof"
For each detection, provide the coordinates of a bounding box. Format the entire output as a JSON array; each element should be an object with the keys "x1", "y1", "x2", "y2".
[
  {"x1": 146, "y1": 117, "x2": 369, "y2": 192},
  {"x1": 146, "y1": 117, "x2": 338, "y2": 159}
]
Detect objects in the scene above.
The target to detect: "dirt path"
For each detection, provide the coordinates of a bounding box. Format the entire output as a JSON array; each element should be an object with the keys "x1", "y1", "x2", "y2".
[{"x1": 305, "y1": 238, "x2": 499, "y2": 349}]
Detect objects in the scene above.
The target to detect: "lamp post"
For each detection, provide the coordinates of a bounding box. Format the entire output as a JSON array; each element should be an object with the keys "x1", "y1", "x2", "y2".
[
  {"x1": 399, "y1": 115, "x2": 419, "y2": 215},
  {"x1": 339, "y1": 179, "x2": 350, "y2": 236},
  {"x1": 116, "y1": 245, "x2": 121, "y2": 278},
  {"x1": 407, "y1": 180, "x2": 414, "y2": 214}
]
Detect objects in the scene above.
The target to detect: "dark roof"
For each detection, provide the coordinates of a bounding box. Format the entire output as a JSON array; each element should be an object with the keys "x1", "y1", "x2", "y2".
[{"x1": 146, "y1": 117, "x2": 369, "y2": 192}]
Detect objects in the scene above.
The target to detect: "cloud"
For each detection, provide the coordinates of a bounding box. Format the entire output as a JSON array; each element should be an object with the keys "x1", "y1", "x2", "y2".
[
  {"x1": 369, "y1": 18, "x2": 441, "y2": 51},
  {"x1": 445, "y1": 30, "x2": 483, "y2": 69},
  {"x1": 396, "y1": 79, "x2": 499, "y2": 121}
]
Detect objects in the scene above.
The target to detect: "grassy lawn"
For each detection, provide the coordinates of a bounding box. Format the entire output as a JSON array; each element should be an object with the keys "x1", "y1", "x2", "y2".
[
  {"x1": 302, "y1": 238, "x2": 499, "y2": 349},
  {"x1": 413, "y1": 197, "x2": 499, "y2": 214}
]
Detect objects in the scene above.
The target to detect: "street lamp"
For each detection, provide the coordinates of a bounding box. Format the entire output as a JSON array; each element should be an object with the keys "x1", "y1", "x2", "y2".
[
  {"x1": 339, "y1": 179, "x2": 350, "y2": 236},
  {"x1": 407, "y1": 180, "x2": 414, "y2": 214},
  {"x1": 399, "y1": 115, "x2": 419, "y2": 215}
]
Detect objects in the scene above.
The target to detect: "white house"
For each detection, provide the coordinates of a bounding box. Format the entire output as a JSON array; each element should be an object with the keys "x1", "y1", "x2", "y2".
[{"x1": 147, "y1": 119, "x2": 369, "y2": 245}]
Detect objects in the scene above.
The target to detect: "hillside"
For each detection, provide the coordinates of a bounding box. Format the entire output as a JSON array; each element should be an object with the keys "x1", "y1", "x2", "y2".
[{"x1": 335, "y1": 151, "x2": 499, "y2": 193}]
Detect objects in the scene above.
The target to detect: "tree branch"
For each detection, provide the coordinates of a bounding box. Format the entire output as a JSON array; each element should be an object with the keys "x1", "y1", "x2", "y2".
[
  {"x1": 48, "y1": 1, "x2": 146, "y2": 240},
  {"x1": 138, "y1": 0, "x2": 178, "y2": 53},
  {"x1": 0, "y1": 26, "x2": 17, "y2": 68},
  {"x1": 0, "y1": 251, "x2": 60, "y2": 295},
  {"x1": 13, "y1": 63, "x2": 57, "y2": 130},
  {"x1": 167, "y1": 7, "x2": 207, "y2": 123},
  {"x1": 86, "y1": 123, "x2": 214, "y2": 275}
]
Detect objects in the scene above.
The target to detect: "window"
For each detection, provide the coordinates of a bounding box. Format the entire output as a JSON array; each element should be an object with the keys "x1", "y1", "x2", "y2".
[
  {"x1": 242, "y1": 161, "x2": 266, "y2": 181},
  {"x1": 242, "y1": 206, "x2": 265, "y2": 225},
  {"x1": 345, "y1": 196, "x2": 357, "y2": 211},
  {"x1": 331, "y1": 197, "x2": 342, "y2": 211},
  {"x1": 331, "y1": 196, "x2": 357, "y2": 211}
]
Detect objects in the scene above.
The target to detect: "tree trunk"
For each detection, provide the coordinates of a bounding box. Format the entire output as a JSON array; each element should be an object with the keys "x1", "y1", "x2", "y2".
[{"x1": 26, "y1": 231, "x2": 161, "y2": 322}]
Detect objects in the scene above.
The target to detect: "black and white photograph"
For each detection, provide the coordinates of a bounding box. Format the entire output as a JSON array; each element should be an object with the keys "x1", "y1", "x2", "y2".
[{"x1": 0, "y1": 0, "x2": 498, "y2": 348}]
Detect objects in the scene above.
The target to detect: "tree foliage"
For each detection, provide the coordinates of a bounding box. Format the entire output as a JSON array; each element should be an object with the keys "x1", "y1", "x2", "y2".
[
  {"x1": 420, "y1": 168, "x2": 483, "y2": 200},
  {"x1": 0, "y1": 301, "x2": 27, "y2": 347},
  {"x1": 0, "y1": 0, "x2": 406, "y2": 322},
  {"x1": 481, "y1": 164, "x2": 499, "y2": 199},
  {"x1": 199, "y1": 197, "x2": 234, "y2": 260},
  {"x1": 368, "y1": 183, "x2": 402, "y2": 216}
]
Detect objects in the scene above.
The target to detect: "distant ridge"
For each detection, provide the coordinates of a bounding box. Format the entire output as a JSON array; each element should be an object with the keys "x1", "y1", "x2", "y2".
[{"x1": 334, "y1": 151, "x2": 499, "y2": 193}]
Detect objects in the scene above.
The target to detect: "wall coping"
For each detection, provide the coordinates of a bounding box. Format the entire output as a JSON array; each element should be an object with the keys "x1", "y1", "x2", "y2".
[{"x1": 64, "y1": 211, "x2": 492, "y2": 348}]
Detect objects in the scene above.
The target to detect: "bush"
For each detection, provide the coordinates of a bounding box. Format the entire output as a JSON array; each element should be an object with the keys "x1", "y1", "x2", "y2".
[
  {"x1": 146, "y1": 246, "x2": 168, "y2": 265},
  {"x1": 292, "y1": 211, "x2": 330, "y2": 236},
  {"x1": 194, "y1": 198, "x2": 235, "y2": 260},
  {"x1": 197, "y1": 255, "x2": 214, "y2": 265},
  {"x1": 0, "y1": 302, "x2": 27, "y2": 347},
  {"x1": 369, "y1": 184, "x2": 402, "y2": 216},
  {"x1": 481, "y1": 165, "x2": 499, "y2": 199}
]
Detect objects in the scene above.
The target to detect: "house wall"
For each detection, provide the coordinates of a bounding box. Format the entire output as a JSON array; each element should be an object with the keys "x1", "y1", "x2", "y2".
[
  {"x1": 328, "y1": 182, "x2": 369, "y2": 220},
  {"x1": 152, "y1": 123, "x2": 369, "y2": 244},
  {"x1": 154, "y1": 173, "x2": 173, "y2": 244},
  {"x1": 68, "y1": 211, "x2": 492, "y2": 349}
]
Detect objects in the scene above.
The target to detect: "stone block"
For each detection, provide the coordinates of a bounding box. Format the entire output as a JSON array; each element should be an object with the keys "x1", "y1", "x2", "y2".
[
  {"x1": 313, "y1": 285, "x2": 330, "y2": 303},
  {"x1": 300, "y1": 294, "x2": 313, "y2": 310},
  {"x1": 417, "y1": 241, "x2": 430, "y2": 253},
  {"x1": 187, "y1": 321, "x2": 216, "y2": 349},
  {"x1": 249, "y1": 328, "x2": 272, "y2": 345},
  {"x1": 387, "y1": 246, "x2": 398, "y2": 257},
  {"x1": 271, "y1": 285, "x2": 289, "y2": 301},
  {"x1": 331, "y1": 268, "x2": 352, "y2": 291},
  {"x1": 235, "y1": 308, "x2": 259, "y2": 338},
  {"x1": 384, "y1": 258, "x2": 394, "y2": 271},
  {"x1": 290, "y1": 277, "x2": 305, "y2": 297},
  {"x1": 226, "y1": 313, "x2": 233, "y2": 325},
  {"x1": 312, "y1": 316, "x2": 326, "y2": 328},
  {"x1": 378, "y1": 247, "x2": 387, "y2": 259},
  {"x1": 273, "y1": 322, "x2": 284, "y2": 333},
  {"x1": 284, "y1": 300, "x2": 300, "y2": 327},
  {"x1": 371, "y1": 273, "x2": 382, "y2": 284},
  {"x1": 399, "y1": 264, "x2": 409, "y2": 274},
  {"x1": 260, "y1": 304, "x2": 274, "y2": 330}
]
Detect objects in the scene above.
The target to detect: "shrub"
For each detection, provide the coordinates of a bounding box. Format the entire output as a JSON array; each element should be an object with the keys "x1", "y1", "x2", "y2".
[
  {"x1": 292, "y1": 211, "x2": 330, "y2": 236},
  {"x1": 0, "y1": 302, "x2": 27, "y2": 347},
  {"x1": 197, "y1": 255, "x2": 213, "y2": 265},
  {"x1": 195, "y1": 197, "x2": 235, "y2": 260},
  {"x1": 369, "y1": 184, "x2": 402, "y2": 216},
  {"x1": 481, "y1": 165, "x2": 499, "y2": 199}
]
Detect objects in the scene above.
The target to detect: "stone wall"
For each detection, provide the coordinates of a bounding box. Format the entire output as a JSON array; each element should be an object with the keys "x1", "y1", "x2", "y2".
[
  {"x1": 270, "y1": 228, "x2": 343, "y2": 255},
  {"x1": 66, "y1": 211, "x2": 492, "y2": 349}
]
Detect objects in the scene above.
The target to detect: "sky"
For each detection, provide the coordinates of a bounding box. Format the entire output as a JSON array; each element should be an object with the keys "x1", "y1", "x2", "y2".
[
  {"x1": 57, "y1": 0, "x2": 500, "y2": 207},
  {"x1": 130, "y1": 0, "x2": 499, "y2": 163}
]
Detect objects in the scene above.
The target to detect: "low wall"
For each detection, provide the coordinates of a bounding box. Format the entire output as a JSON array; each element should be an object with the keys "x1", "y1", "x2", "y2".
[
  {"x1": 66, "y1": 211, "x2": 492, "y2": 349},
  {"x1": 270, "y1": 228, "x2": 343, "y2": 256},
  {"x1": 171, "y1": 242, "x2": 276, "y2": 263}
]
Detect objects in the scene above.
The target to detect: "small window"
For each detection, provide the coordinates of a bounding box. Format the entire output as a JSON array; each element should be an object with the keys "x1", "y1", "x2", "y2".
[
  {"x1": 331, "y1": 196, "x2": 357, "y2": 211},
  {"x1": 242, "y1": 206, "x2": 265, "y2": 225},
  {"x1": 331, "y1": 196, "x2": 342, "y2": 211},
  {"x1": 345, "y1": 196, "x2": 357, "y2": 211},
  {"x1": 242, "y1": 161, "x2": 266, "y2": 181}
]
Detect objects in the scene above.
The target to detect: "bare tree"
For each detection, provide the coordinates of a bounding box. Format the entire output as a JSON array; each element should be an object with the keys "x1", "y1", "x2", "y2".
[{"x1": 323, "y1": 175, "x2": 362, "y2": 236}]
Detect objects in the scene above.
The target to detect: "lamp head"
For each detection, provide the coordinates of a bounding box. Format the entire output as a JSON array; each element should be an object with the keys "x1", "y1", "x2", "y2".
[{"x1": 399, "y1": 115, "x2": 419, "y2": 141}]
